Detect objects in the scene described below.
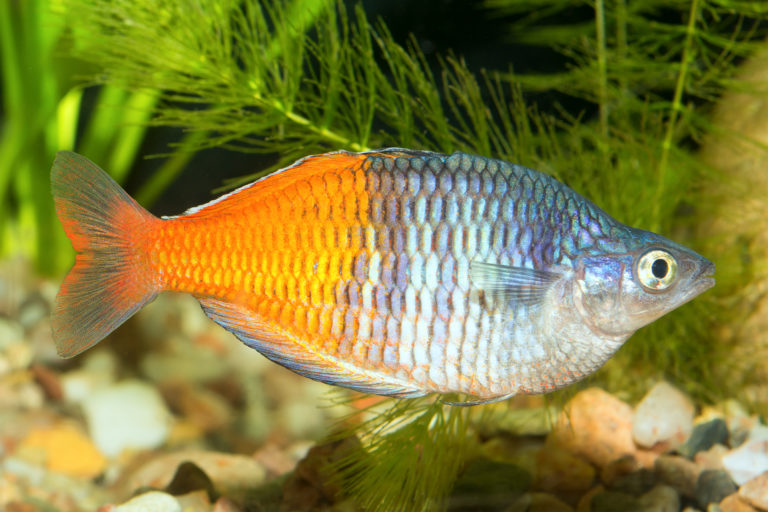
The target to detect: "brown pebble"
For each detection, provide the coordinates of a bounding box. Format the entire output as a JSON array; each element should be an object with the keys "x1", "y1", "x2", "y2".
[
  {"x1": 697, "y1": 444, "x2": 730, "y2": 471},
  {"x1": 721, "y1": 494, "x2": 759, "y2": 512},
  {"x1": 549, "y1": 388, "x2": 635, "y2": 468},
  {"x1": 576, "y1": 484, "x2": 604, "y2": 512},
  {"x1": 254, "y1": 442, "x2": 299, "y2": 477},
  {"x1": 534, "y1": 445, "x2": 596, "y2": 493},
  {"x1": 213, "y1": 497, "x2": 244, "y2": 512},
  {"x1": 601, "y1": 455, "x2": 640, "y2": 486},
  {"x1": 523, "y1": 492, "x2": 575, "y2": 512},
  {"x1": 655, "y1": 454, "x2": 701, "y2": 498},
  {"x1": 739, "y1": 471, "x2": 768, "y2": 511}
]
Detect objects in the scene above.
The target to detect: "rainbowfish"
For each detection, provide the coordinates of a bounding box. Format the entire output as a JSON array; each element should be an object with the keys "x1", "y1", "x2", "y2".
[{"x1": 50, "y1": 149, "x2": 714, "y2": 403}]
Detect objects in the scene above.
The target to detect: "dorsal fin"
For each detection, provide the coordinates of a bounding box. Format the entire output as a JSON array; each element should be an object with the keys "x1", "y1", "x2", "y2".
[{"x1": 180, "y1": 151, "x2": 368, "y2": 219}]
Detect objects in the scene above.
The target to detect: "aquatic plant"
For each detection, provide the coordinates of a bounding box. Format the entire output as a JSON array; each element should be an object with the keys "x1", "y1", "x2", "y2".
[{"x1": 24, "y1": 0, "x2": 768, "y2": 508}]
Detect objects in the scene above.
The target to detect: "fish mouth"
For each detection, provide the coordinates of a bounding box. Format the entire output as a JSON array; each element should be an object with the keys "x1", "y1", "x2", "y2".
[{"x1": 688, "y1": 259, "x2": 716, "y2": 297}]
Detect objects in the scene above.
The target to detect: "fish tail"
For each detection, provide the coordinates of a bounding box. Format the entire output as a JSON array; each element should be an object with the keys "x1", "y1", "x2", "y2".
[{"x1": 50, "y1": 151, "x2": 161, "y2": 358}]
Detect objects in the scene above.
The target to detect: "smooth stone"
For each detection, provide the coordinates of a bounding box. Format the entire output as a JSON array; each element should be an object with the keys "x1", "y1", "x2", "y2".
[
  {"x1": 697, "y1": 444, "x2": 730, "y2": 471},
  {"x1": 632, "y1": 382, "x2": 695, "y2": 449},
  {"x1": 60, "y1": 351, "x2": 118, "y2": 403},
  {"x1": 550, "y1": 388, "x2": 635, "y2": 468},
  {"x1": 576, "y1": 485, "x2": 604, "y2": 512},
  {"x1": 508, "y1": 492, "x2": 574, "y2": 512},
  {"x1": 637, "y1": 484, "x2": 680, "y2": 512},
  {"x1": 600, "y1": 455, "x2": 641, "y2": 487},
  {"x1": 609, "y1": 468, "x2": 657, "y2": 496},
  {"x1": 723, "y1": 425, "x2": 768, "y2": 485},
  {"x1": 452, "y1": 458, "x2": 531, "y2": 509},
  {"x1": 122, "y1": 450, "x2": 266, "y2": 498},
  {"x1": 113, "y1": 491, "x2": 181, "y2": 512},
  {"x1": 721, "y1": 494, "x2": 760, "y2": 512},
  {"x1": 697, "y1": 469, "x2": 738, "y2": 508},
  {"x1": 590, "y1": 490, "x2": 639, "y2": 512},
  {"x1": 17, "y1": 423, "x2": 107, "y2": 478},
  {"x1": 213, "y1": 497, "x2": 245, "y2": 512},
  {"x1": 739, "y1": 471, "x2": 768, "y2": 511},
  {"x1": 175, "y1": 490, "x2": 211, "y2": 511},
  {"x1": 81, "y1": 380, "x2": 172, "y2": 457},
  {"x1": 534, "y1": 445, "x2": 596, "y2": 493},
  {"x1": 681, "y1": 419, "x2": 730, "y2": 457},
  {"x1": 655, "y1": 454, "x2": 701, "y2": 498}
]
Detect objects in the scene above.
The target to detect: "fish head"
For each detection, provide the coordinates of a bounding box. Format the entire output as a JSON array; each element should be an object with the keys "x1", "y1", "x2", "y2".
[{"x1": 572, "y1": 232, "x2": 715, "y2": 337}]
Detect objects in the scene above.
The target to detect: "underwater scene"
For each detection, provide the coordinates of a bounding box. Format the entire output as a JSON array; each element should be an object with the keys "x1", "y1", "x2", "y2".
[{"x1": 3, "y1": 0, "x2": 768, "y2": 510}]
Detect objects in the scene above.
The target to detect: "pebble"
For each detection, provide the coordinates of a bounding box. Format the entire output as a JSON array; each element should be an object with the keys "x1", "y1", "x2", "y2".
[
  {"x1": 590, "y1": 489, "x2": 639, "y2": 512},
  {"x1": 697, "y1": 444, "x2": 730, "y2": 471},
  {"x1": 723, "y1": 425, "x2": 768, "y2": 485},
  {"x1": 632, "y1": 381, "x2": 695, "y2": 449},
  {"x1": 655, "y1": 454, "x2": 701, "y2": 497},
  {"x1": 509, "y1": 492, "x2": 574, "y2": 512},
  {"x1": 550, "y1": 387, "x2": 635, "y2": 467},
  {"x1": 637, "y1": 484, "x2": 680, "y2": 512},
  {"x1": 609, "y1": 468, "x2": 657, "y2": 496},
  {"x1": 739, "y1": 471, "x2": 768, "y2": 511},
  {"x1": 60, "y1": 350, "x2": 118, "y2": 404},
  {"x1": 81, "y1": 380, "x2": 172, "y2": 457},
  {"x1": 534, "y1": 444, "x2": 596, "y2": 493},
  {"x1": 16, "y1": 423, "x2": 107, "y2": 478},
  {"x1": 682, "y1": 419, "x2": 730, "y2": 457},
  {"x1": 600, "y1": 455, "x2": 641, "y2": 487},
  {"x1": 121, "y1": 450, "x2": 266, "y2": 498},
  {"x1": 697, "y1": 469, "x2": 739, "y2": 508},
  {"x1": 112, "y1": 491, "x2": 181, "y2": 512},
  {"x1": 721, "y1": 494, "x2": 760, "y2": 512}
]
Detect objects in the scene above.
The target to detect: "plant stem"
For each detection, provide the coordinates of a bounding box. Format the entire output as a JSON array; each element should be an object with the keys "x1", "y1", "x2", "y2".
[
  {"x1": 257, "y1": 92, "x2": 371, "y2": 152},
  {"x1": 594, "y1": 0, "x2": 608, "y2": 142},
  {"x1": 653, "y1": 0, "x2": 700, "y2": 228}
]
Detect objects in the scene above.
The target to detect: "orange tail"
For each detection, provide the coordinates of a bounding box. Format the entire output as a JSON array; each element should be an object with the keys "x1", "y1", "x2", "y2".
[{"x1": 50, "y1": 151, "x2": 161, "y2": 357}]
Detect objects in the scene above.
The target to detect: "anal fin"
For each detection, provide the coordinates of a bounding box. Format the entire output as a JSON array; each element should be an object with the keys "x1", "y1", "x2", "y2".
[
  {"x1": 441, "y1": 393, "x2": 515, "y2": 407},
  {"x1": 198, "y1": 298, "x2": 425, "y2": 399}
]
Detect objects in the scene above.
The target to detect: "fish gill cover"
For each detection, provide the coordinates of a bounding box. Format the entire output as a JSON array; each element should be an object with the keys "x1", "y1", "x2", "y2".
[{"x1": 7, "y1": 0, "x2": 768, "y2": 509}]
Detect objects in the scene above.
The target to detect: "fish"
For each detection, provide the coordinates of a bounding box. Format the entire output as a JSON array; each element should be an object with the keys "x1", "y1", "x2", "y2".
[{"x1": 50, "y1": 149, "x2": 715, "y2": 403}]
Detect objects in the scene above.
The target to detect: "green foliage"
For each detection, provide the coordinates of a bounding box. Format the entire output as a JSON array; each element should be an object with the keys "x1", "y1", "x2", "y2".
[
  {"x1": 0, "y1": 1, "x2": 168, "y2": 275},
  {"x1": 331, "y1": 398, "x2": 471, "y2": 512}
]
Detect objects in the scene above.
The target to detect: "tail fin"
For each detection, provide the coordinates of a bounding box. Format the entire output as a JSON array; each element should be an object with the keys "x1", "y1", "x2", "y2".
[{"x1": 51, "y1": 151, "x2": 161, "y2": 357}]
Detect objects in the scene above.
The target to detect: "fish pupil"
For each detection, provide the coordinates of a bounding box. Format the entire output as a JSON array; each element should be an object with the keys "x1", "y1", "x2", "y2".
[{"x1": 651, "y1": 259, "x2": 668, "y2": 279}]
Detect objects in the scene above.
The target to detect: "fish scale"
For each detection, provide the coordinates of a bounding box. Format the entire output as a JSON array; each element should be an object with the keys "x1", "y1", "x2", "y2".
[{"x1": 50, "y1": 149, "x2": 715, "y2": 402}]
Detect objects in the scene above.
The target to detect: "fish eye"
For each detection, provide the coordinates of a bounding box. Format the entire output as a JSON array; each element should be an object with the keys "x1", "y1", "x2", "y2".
[{"x1": 636, "y1": 249, "x2": 678, "y2": 291}]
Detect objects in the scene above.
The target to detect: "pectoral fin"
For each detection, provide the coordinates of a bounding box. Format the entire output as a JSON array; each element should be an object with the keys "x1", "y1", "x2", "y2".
[{"x1": 469, "y1": 261, "x2": 560, "y2": 306}]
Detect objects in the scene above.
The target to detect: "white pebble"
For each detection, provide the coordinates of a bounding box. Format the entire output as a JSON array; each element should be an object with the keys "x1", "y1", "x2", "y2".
[
  {"x1": 632, "y1": 381, "x2": 694, "y2": 448},
  {"x1": 723, "y1": 423, "x2": 768, "y2": 485},
  {"x1": 113, "y1": 491, "x2": 181, "y2": 512},
  {"x1": 81, "y1": 380, "x2": 172, "y2": 457}
]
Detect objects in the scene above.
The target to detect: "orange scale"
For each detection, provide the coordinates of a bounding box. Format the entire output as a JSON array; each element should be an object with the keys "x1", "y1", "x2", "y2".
[{"x1": 338, "y1": 168, "x2": 354, "y2": 195}]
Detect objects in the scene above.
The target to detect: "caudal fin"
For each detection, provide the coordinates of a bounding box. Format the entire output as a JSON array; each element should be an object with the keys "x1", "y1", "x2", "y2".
[{"x1": 51, "y1": 151, "x2": 161, "y2": 357}]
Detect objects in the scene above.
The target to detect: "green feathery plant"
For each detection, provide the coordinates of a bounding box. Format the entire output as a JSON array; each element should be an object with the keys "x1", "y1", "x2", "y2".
[{"x1": 32, "y1": 0, "x2": 768, "y2": 508}]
